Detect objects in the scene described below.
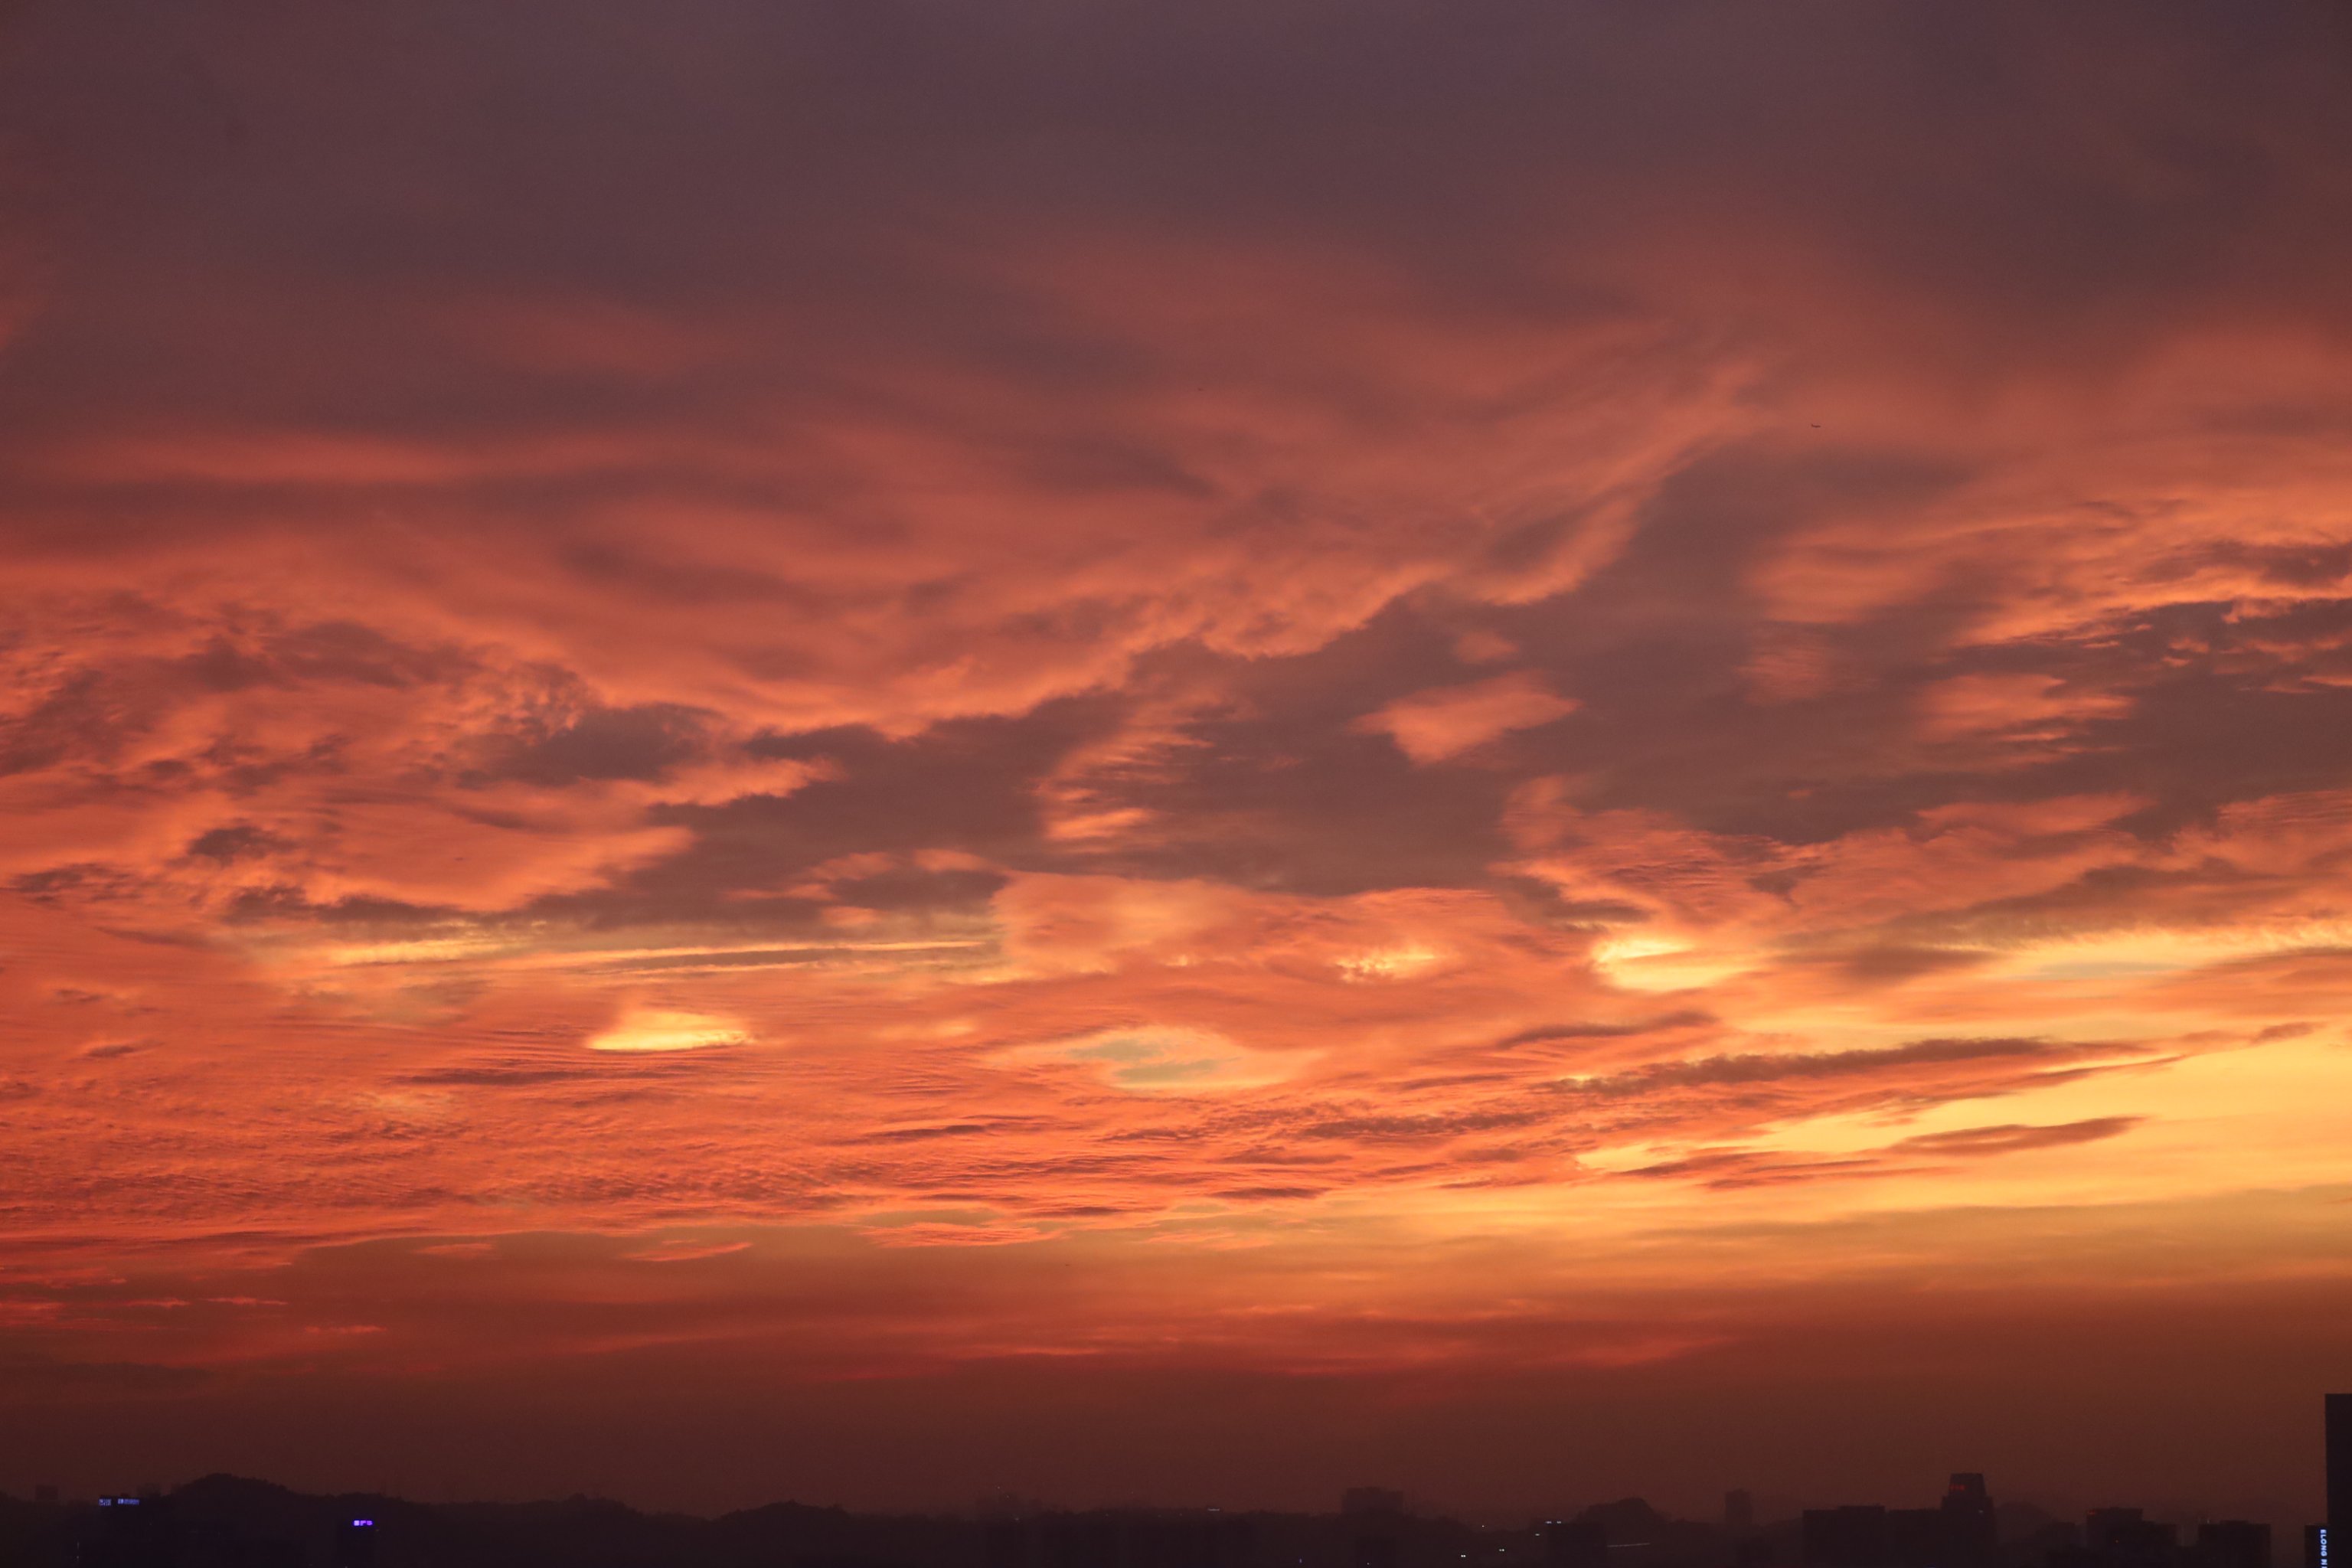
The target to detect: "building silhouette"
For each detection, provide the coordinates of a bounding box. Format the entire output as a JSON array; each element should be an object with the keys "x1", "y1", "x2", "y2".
[
  {"x1": 2086, "y1": 1509, "x2": 2175, "y2": 1566},
  {"x1": 1541, "y1": 1520, "x2": 1606, "y2": 1568},
  {"x1": 2331, "y1": 1394, "x2": 2350, "y2": 1539},
  {"x1": 1037, "y1": 1515, "x2": 1125, "y2": 1568},
  {"x1": 1014, "y1": 1512, "x2": 1253, "y2": 1568},
  {"x1": 80, "y1": 1498, "x2": 171, "y2": 1568},
  {"x1": 1940, "y1": 1476, "x2": 1995, "y2": 1568},
  {"x1": 1341, "y1": 1487, "x2": 1403, "y2": 1568},
  {"x1": 1798, "y1": 1475, "x2": 1997, "y2": 1568},
  {"x1": 2194, "y1": 1521, "x2": 2269, "y2": 1568},
  {"x1": 14, "y1": 1441, "x2": 2347, "y2": 1568},
  {"x1": 1802, "y1": 1505, "x2": 1886, "y2": 1568},
  {"x1": 987, "y1": 1521, "x2": 1028, "y2": 1568}
]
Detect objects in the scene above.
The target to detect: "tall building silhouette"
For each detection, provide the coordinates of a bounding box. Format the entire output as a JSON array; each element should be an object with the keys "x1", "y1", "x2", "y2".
[
  {"x1": 1940, "y1": 1474, "x2": 1996, "y2": 1568},
  {"x1": 2331, "y1": 1393, "x2": 2350, "y2": 1535}
]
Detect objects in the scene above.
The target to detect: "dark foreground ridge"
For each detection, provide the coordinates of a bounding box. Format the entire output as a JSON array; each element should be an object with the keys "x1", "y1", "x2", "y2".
[{"x1": 0, "y1": 1472, "x2": 2320, "y2": 1568}]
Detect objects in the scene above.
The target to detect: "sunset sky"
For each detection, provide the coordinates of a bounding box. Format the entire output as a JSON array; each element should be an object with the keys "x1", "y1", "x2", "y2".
[{"x1": 4, "y1": 0, "x2": 2352, "y2": 1523}]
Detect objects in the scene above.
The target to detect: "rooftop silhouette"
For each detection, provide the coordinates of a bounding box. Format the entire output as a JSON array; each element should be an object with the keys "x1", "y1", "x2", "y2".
[{"x1": 7, "y1": 1399, "x2": 2341, "y2": 1568}]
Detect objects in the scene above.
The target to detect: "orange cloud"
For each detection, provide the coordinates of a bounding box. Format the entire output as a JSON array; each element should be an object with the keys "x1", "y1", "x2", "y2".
[{"x1": 1356, "y1": 672, "x2": 1581, "y2": 763}]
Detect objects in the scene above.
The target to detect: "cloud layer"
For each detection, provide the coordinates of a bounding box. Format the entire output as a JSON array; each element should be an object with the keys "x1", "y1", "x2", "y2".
[{"x1": 2, "y1": 0, "x2": 2352, "y2": 1513}]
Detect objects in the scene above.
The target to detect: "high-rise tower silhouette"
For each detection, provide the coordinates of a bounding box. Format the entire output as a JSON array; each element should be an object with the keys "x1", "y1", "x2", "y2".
[{"x1": 2331, "y1": 1393, "x2": 2350, "y2": 1536}]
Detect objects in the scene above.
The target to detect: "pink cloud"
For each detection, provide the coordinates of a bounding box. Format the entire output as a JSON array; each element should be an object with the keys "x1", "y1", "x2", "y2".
[{"x1": 1355, "y1": 672, "x2": 1579, "y2": 763}]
